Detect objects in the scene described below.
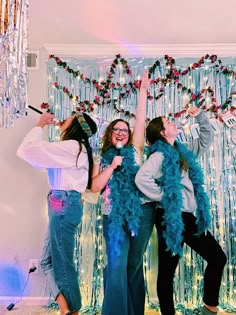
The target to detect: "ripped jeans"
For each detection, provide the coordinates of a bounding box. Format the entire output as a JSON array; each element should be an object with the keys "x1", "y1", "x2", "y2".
[{"x1": 40, "y1": 190, "x2": 82, "y2": 313}]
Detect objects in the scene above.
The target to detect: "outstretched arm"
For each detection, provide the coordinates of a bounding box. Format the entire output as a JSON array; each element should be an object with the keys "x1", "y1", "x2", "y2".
[
  {"x1": 187, "y1": 107, "x2": 214, "y2": 156},
  {"x1": 132, "y1": 69, "x2": 150, "y2": 152}
]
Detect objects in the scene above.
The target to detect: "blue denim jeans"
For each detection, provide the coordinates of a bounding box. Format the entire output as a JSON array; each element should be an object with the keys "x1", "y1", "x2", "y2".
[
  {"x1": 102, "y1": 202, "x2": 156, "y2": 315},
  {"x1": 40, "y1": 190, "x2": 82, "y2": 313}
]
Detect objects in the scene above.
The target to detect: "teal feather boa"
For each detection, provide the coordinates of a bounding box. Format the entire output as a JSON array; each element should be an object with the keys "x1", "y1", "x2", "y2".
[
  {"x1": 102, "y1": 145, "x2": 143, "y2": 256},
  {"x1": 149, "y1": 140, "x2": 211, "y2": 255}
]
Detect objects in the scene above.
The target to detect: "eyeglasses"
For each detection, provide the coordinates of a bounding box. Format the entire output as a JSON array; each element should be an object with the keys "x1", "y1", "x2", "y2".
[{"x1": 112, "y1": 128, "x2": 129, "y2": 135}]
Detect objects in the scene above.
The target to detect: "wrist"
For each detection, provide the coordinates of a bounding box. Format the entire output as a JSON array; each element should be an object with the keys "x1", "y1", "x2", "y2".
[
  {"x1": 195, "y1": 111, "x2": 205, "y2": 121},
  {"x1": 36, "y1": 123, "x2": 45, "y2": 128},
  {"x1": 140, "y1": 87, "x2": 147, "y2": 93},
  {"x1": 109, "y1": 164, "x2": 115, "y2": 172}
]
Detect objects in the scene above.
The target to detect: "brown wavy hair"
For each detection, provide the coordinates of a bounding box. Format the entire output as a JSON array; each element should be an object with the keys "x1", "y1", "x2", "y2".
[
  {"x1": 101, "y1": 119, "x2": 132, "y2": 154},
  {"x1": 146, "y1": 116, "x2": 188, "y2": 171}
]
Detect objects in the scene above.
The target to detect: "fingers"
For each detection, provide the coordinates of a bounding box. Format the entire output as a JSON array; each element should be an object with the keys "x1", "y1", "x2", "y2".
[
  {"x1": 188, "y1": 106, "x2": 201, "y2": 117},
  {"x1": 115, "y1": 156, "x2": 124, "y2": 165},
  {"x1": 143, "y1": 69, "x2": 149, "y2": 77},
  {"x1": 38, "y1": 113, "x2": 56, "y2": 126},
  {"x1": 142, "y1": 69, "x2": 149, "y2": 81},
  {"x1": 140, "y1": 69, "x2": 150, "y2": 89},
  {"x1": 111, "y1": 156, "x2": 124, "y2": 169}
]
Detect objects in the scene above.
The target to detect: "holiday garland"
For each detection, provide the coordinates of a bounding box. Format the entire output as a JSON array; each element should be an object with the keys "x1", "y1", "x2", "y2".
[
  {"x1": 42, "y1": 53, "x2": 236, "y2": 124},
  {"x1": 45, "y1": 54, "x2": 236, "y2": 313}
]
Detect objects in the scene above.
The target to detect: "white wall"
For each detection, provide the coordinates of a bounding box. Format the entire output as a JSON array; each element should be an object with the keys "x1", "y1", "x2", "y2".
[
  {"x1": 0, "y1": 48, "x2": 50, "y2": 300},
  {"x1": 28, "y1": 0, "x2": 236, "y2": 47},
  {"x1": 2, "y1": 0, "x2": 236, "y2": 302}
]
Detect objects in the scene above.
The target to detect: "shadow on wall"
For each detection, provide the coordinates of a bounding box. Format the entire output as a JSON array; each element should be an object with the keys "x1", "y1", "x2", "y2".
[{"x1": 0, "y1": 264, "x2": 26, "y2": 296}]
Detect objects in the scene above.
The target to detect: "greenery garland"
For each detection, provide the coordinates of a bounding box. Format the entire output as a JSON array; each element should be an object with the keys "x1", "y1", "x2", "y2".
[{"x1": 45, "y1": 53, "x2": 236, "y2": 123}]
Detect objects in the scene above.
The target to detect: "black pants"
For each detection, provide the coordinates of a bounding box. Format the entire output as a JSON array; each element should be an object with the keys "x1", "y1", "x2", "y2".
[{"x1": 156, "y1": 209, "x2": 227, "y2": 315}]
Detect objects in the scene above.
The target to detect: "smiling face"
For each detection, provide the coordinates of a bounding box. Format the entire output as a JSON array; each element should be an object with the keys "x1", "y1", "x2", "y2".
[
  {"x1": 161, "y1": 117, "x2": 179, "y2": 141},
  {"x1": 111, "y1": 121, "x2": 130, "y2": 147}
]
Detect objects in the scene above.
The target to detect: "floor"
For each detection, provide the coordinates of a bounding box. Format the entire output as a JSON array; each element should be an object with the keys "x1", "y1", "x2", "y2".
[{"x1": 0, "y1": 304, "x2": 235, "y2": 315}]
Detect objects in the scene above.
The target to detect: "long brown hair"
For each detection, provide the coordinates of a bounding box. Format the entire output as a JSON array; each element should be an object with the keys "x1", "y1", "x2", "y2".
[
  {"x1": 61, "y1": 113, "x2": 97, "y2": 188},
  {"x1": 101, "y1": 119, "x2": 132, "y2": 154},
  {"x1": 146, "y1": 116, "x2": 188, "y2": 171}
]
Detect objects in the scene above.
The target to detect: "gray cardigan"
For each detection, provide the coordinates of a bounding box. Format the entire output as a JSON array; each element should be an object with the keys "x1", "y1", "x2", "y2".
[{"x1": 135, "y1": 112, "x2": 214, "y2": 213}]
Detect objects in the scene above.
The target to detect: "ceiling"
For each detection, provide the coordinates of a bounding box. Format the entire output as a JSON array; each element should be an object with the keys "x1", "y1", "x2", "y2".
[{"x1": 28, "y1": 0, "x2": 236, "y2": 50}]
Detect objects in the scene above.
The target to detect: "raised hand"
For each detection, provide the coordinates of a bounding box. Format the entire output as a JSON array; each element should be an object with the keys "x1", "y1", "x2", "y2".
[
  {"x1": 188, "y1": 106, "x2": 201, "y2": 117},
  {"x1": 140, "y1": 69, "x2": 150, "y2": 91},
  {"x1": 36, "y1": 112, "x2": 56, "y2": 128}
]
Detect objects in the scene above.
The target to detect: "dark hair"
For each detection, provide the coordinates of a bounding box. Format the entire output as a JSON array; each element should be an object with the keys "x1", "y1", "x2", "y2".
[
  {"x1": 101, "y1": 119, "x2": 132, "y2": 153},
  {"x1": 146, "y1": 116, "x2": 188, "y2": 171},
  {"x1": 146, "y1": 116, "x2": 165, "y2": 145},
  {"x1": 61, "y1": 113, "x2": 97, "y2": 189}
]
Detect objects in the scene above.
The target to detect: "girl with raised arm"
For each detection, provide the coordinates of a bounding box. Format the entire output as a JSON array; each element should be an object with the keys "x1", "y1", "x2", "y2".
[
  {"x1": 135, "y1": 107, "x2": 226, "y2": 315},
  {"x1": 91, "y1": 70, "x2": 156, "y2": 315}
]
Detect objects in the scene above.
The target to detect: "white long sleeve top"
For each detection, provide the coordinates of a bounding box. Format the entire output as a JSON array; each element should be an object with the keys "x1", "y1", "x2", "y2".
[{"x1": 17, "y1": 127, "x2": 89, "y2": 193}]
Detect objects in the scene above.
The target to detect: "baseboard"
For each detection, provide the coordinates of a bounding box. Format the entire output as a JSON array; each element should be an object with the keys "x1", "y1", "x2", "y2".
[{"x1": 0, "y1": 297, "x2": 49, "y2": 305}]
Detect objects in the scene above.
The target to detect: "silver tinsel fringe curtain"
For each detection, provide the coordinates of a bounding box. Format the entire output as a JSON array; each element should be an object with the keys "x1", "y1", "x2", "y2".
[
  {"x1": 46, "y1": 56, "x2": 236, "y2": 314},
  {"x1": 0, "y1": 0, "x2": 29, "y2": 128}
]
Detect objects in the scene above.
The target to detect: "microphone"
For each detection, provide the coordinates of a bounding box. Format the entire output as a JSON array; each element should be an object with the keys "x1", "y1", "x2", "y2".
[
  {"x1": 115, "y1": 141, "x2": 123, "y2": 171},
  {"x1": 28, "y1": 105, "x2": 43, "y2": 114},
  {"x1": 179, "y1": 98, "x2": 205, "y2": 126},
  {"x1": 116, "y1": 141, "x2": 123, "y2": 155},
  {"x1": 28, "y1": 105, "x2": 59, "y2": 124}
]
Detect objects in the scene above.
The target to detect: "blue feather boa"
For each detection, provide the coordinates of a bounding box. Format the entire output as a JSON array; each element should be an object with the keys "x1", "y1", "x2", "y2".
[
  {"x1": 102, "y1": 145, "x2": 143, "y2": 256},
  {"x1": 149, "y1": 140, "x2": 211, "y2": 255}
]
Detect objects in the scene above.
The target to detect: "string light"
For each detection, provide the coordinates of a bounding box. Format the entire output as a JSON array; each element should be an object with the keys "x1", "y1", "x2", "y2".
[{"x1": 46, "y1": 56, "x2": 236, "y2": 314}]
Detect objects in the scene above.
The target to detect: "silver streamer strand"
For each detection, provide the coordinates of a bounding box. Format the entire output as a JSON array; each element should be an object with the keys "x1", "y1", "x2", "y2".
[
  {"x1": 0, "y1": 0, "x2": 29, "y2": 128},
  {"x1": 47, "y1": 56, "x2": 236, "y2": 314}
]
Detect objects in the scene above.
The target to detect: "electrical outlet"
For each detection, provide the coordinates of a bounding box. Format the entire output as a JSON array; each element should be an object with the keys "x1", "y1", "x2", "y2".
[{"x1": 29, "y1": 259, "x2": 39, "y2": 274}]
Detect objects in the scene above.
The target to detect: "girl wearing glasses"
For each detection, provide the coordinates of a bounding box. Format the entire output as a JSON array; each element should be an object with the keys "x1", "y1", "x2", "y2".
[{"x1": 91, "y1": 70, "x2": 156, "y2": 315}]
